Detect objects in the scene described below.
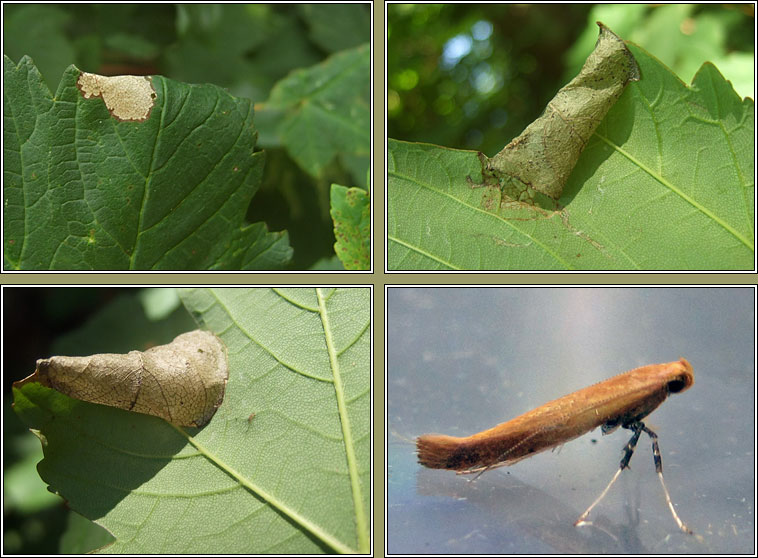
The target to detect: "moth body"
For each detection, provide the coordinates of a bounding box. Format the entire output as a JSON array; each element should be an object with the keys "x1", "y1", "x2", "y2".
[{"x1": 417, "y1": 359, "x2": 693, "y2": 472}]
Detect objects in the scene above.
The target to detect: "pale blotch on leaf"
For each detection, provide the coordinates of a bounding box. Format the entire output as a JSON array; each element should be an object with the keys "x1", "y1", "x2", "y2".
[
  {"x1": 76, "y1": 72, "x2": 157, "y2": 122},
  {"x1": 480, "y1": 22, "x2": 640, "y2": 202},
  {"x1": 15, "y1": 330, "x2": 228, "y2": 427}
]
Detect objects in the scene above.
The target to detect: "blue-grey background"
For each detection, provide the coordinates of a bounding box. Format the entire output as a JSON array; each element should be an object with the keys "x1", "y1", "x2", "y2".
[{"x1": 387, "y1": 287, "x2": 755, "y2": 554}]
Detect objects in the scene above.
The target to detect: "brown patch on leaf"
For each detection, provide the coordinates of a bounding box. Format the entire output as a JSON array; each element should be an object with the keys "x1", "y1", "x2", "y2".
[{"x1": 76, "y1": 72, "x2": 156, "y2": 122}]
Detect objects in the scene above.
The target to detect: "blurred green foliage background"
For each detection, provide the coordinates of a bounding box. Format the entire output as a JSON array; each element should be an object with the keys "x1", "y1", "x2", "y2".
[
  {"x1": 4, "y1": 288, "x2": 193, "y2": 554},
  {"x1": 3, "y1": 3, "x2": 370, "y2": 269},
  {"x1": 387, "y1": 4, "x2": 754, "y2": 157}
]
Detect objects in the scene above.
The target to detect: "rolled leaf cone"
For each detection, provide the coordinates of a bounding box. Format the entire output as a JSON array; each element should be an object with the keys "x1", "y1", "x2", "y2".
[
  {"x1": 485, "y1": 22, "x2": 640, "y2": 200},
  {"x1": 19, "y1": 330, "x2": 228, "y2": 427}
]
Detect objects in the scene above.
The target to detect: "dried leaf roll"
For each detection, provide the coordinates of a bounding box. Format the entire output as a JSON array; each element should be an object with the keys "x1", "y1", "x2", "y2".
[
  {"x1": 483, "y1": 22, "x2": 640, "y2": 200},
  {"x1": 17, "y1": 330, "x2": 228, "y2": 427}
]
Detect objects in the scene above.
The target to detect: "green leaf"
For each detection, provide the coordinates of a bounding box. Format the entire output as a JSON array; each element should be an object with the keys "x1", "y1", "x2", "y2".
[
  {"x1": 167, "y1": 4, "x2": 274, "y2": 89},
  {"x1": 330, "y1": 184, "x2": 370, "y2": 271},
  {"x1": 12, "y1": 287, "x2": 370, "y2": 554},
  {"x1": 388, "y1": 43, "x2": 754, "y2": 270},
  {"x1": 3, "y1": 55, "x2": 292, "y2": 270},
  {"x1": 300, "y1": 4, "x2": 370, "y2": 53},
  {"x1": 60, "y1": 512, "x2": 115, "y2": 554},
  {"x1": 264, "y1": 44, "x2": 370, "y2": 179},
  {"x1": 2, "y1": 5, "x2": 75, "y2": 93}
]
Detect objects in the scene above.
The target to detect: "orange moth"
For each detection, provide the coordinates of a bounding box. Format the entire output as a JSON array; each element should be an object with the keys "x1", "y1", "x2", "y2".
[{"x1": 417, "y1": 359, "x2": 695, "y2": 534}]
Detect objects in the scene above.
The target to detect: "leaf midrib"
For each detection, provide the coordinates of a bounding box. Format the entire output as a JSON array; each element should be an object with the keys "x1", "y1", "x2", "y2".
[
  {"x1": 178, "y1": 427, "x2": 356, "y2": 554},
  {"x1": 317, "y1": 288, "x2": 369, "y2": 553}
]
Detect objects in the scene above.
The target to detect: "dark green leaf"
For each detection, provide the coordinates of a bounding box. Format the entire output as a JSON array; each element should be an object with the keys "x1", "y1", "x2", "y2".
[
  {"x1": 330, "y1": 184, "x2": 370, "y2": 270},
  {"x1": 3, "y1": 55, "x2": 292, "y2": 270},
  {"x1": 300, "y1": 4, "x2": 370, "y2": 53},
  {"x1": 265, "y1": 44, "x2": 370, "y2": 179}
]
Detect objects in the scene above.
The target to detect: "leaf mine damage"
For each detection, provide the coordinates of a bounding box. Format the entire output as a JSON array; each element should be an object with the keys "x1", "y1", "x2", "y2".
[{"x1": 76, "y1": 71, "x2": 157, "y2": 122}]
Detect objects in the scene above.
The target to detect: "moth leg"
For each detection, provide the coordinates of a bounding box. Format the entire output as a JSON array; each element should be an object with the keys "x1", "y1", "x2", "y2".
[
  {"x1": 574, "y1": 422, "x2": 644, "y2": 527},
  {"x1": 575, "y1": 421, "x2": 694, "y2": 535},
  {"x1": 467, "y1": 464, "x2": 492, "y2": 482},
  {"x1": 619, "y1": 421, "x2": 645, "y2": 469},
  {"x1": 636, "y1": 423, "x2": 694, "y2": 535}
]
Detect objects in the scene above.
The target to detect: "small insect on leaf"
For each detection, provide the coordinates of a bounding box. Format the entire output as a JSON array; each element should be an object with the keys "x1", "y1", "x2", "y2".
[
  {"x1": 244, "y1": 412, "x2": 256, "y2": 432},
  {"x1": 14, "y1": 330, "x2": 228, "y2": 427}
]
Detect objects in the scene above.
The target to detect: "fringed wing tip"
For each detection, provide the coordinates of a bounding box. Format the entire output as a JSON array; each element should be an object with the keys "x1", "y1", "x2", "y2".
[{"x1": 416, "y1": 434, "x2": 463, "y2": 469}]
